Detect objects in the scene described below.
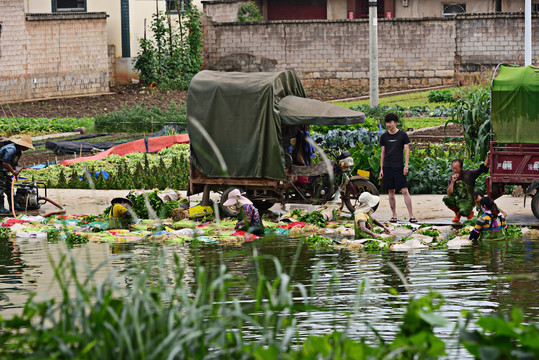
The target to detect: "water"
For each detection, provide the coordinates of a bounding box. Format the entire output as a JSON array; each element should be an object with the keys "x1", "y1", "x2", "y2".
[{"x1": 1, "y1": 234, "x2": 538, "y2": 356}]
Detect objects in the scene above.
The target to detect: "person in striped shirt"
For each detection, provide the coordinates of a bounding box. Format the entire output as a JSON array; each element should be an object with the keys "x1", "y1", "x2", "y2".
[{"x1": 469, "y1": 197, "x2": 507, "y2": 241}]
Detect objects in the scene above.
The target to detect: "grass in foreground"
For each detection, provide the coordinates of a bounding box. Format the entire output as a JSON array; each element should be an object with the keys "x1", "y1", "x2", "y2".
[{"x1": 0, "y1": 247, "x2": 538, "y2": 359}]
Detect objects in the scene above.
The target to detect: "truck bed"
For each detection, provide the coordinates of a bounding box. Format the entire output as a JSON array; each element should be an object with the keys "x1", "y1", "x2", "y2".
[{"x1": 490, "y1": 142, "x2": 539, "y2": 184}]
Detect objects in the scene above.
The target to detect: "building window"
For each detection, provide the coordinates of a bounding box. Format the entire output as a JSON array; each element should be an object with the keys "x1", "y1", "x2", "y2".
[
  {"x1": 442, "y1": 3, "x2": 466, "y2": 17},
  {"x1": 496, "y1": 0, "x2": 502, "y2": 12},
  {"x1": 166, "y1": 0, "x2": 190, "y2": 14},
  {"x1": 533, "y1": 3, "x2": 539, "y2": 12},
  {"x1": 53, "y1": 0, "x2": 86, "y2": 12}
]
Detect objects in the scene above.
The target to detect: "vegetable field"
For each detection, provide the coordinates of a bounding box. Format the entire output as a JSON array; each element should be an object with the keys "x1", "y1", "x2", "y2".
[
  {"x1": 0, "y1": 117, "x2": 93, "y2": 135},
  {"x1": 21, "y1": 144, "x2": 190, "y2": 190}
]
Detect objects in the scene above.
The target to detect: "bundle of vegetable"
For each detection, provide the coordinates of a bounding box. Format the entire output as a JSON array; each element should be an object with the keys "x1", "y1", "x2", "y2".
[
  {"x1": 289, "y1": 209, "x2": 327, "y2": 228},
  {"x1": 20, "y1": 144, "x2": 190, "y2": 190},
  {"x1": 127, "y1": 190, "x2": 180, "y2": 219}
]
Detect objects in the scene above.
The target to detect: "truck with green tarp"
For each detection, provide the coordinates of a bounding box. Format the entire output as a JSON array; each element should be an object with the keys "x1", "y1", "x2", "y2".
[
  {"x1": 186, "y1": 70, "x2": 379, "y2": 214},
  {"x1": 489, "y1": 65, "x2": 539, "y2": 219}
]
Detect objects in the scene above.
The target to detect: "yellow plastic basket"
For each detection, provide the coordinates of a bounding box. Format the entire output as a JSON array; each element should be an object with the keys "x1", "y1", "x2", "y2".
[{"x1": 357, "y1": 169, "x2": 370, "y2": 177}]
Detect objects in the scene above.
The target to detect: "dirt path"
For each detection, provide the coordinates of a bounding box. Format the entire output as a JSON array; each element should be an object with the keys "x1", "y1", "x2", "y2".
[{"x1": 31, "y1": 189, "x2": 537, "y2": 227}]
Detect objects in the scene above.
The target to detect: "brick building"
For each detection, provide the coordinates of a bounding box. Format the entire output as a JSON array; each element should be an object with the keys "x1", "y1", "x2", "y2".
[
  {"x1": 0, "y1": 0, "x2": 204, "y2": 103},
  {"x1": 0, "y1": 1, "x2": 110, "y2": 103},
  {"x1": 203, "y1": 1, "x2": 539, "y2": 87}
]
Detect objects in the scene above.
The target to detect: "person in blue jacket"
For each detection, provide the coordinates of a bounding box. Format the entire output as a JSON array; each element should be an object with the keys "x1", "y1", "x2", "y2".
[{"x1": 0, "y1": 136, "x2": 34, "y2": 214}]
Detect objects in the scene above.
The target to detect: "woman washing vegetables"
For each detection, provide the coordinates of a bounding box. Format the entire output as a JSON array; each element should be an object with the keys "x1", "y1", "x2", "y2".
[{"x1": 223, "y1": 189, "x2": 264, "y2": 236}]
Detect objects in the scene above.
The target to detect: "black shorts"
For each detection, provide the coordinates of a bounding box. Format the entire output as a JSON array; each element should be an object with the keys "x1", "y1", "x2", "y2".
[{"x1": 382, "y1": 166, "x2": 408, "y2": 190}]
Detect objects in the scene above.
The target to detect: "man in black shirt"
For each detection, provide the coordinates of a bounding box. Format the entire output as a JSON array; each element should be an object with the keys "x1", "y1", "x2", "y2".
[{"x1": 379, "y1": 113, "x2": 417, "y2": 223}]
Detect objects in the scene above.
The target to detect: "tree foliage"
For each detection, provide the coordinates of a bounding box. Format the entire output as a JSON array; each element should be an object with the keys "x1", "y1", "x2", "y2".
[
  {"x1": 237, "y1": 1, "x2": 263, "y2": 22},
  {"x1": 135, "y1": 0, "x2": 203, "y2": 89}
]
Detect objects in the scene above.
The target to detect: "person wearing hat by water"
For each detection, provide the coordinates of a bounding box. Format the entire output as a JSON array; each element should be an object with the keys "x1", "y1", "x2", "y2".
[
  {"x1": 107, "y1": 197, "x2": 134, "y2": 229},
  {"x1": 354, "y1": 192, "x2": 392, "y2": 239},
  {"x1": 0, "y1": 135, "x2": 35, "y2": 214},
  {"x1": 223, "y1": 189, "x2": 264, "y2": 236}
]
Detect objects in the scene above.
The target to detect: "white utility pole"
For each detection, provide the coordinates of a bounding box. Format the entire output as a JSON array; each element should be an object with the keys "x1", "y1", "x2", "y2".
[
  {"x1": 369, "y1": 1, "x2": 379, "y2": 107},
  {"x1": 525, "y1": 0, "x2": 532, "y2": 66}
]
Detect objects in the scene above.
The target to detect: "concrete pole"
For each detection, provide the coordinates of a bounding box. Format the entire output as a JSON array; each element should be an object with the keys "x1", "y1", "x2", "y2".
[
  {"x1": 525, "y1": 0, "x2": 532, "y2": 66},
  {"x1": 369, "y1": 1, "x2": 379, "y2": 107}
]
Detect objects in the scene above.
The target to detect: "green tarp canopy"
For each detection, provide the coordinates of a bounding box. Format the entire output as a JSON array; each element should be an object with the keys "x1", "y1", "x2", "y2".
[
  {"x1": 187, "y1": 70, "x2": 365, "y2": 180},
  {"x1": 187, "y1": 70, "x2": 305, "y2": 180},
  {"x1": 279, "y1": 96, "x2": 365, "y2": 126},
  {"x1": 491, "y1": 65, "x2": 539, "y2": 143}
]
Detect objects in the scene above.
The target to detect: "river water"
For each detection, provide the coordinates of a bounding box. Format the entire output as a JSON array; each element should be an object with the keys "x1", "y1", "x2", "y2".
[{"x1": 1, "y1": 234, "x2": 538, "y2": 356}]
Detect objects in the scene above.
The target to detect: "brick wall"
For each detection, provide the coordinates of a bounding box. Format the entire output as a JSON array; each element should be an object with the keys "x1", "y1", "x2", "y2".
[
  {"x1": 456, "y1": 14, "x2": 539, "y2": 71},
  {"x1": 0, "y1": 2, "x2": 110, "y2": 103},
  {"x1": 203, "y1": 5, "x2": 539, "y2": 87}
]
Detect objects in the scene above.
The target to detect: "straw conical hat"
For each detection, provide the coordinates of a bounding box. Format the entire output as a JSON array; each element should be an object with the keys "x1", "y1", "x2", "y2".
[{"x1": 12, "y1": 135, "x2": 35, "y2": 150}]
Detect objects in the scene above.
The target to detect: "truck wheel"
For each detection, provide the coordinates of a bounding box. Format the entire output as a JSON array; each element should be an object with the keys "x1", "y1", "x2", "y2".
[
  {"x1": 532, "y1": 192, "x2": 539, "y2": 220},
  {"x1": 220, "y1": 187, "x2": 241, "y2": 218},
  {"x1": 343, "y1": 179, "x2": 380, "y2": 214}
]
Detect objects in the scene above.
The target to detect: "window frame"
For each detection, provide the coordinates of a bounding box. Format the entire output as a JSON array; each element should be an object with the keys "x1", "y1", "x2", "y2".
[
  {"x1": 532, "y1": 3, "x2": 539, "y2": 13},
  {"x1": 442, "y1": 3, "x2": 466, "y2": 17},
  {"x1": 52, "y1": 0, "x2": 87, "y2": 12}
]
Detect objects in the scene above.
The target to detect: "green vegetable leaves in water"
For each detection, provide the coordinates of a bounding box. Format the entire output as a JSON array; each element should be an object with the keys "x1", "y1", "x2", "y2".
[
  {"x1": 65, "y1": 232, "x2": 88, "y2": 247},
  {"x1": 303, "y1": 234, "x2": 333, "y2": 249}
]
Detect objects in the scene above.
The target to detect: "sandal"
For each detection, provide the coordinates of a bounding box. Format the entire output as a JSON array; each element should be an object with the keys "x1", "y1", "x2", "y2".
[
  {"x1": 409, "y1": 218, "x2": 418, "y2": 223},
  {"x1": 390, "y1": 217, "x2": 398, "y2": 223}
]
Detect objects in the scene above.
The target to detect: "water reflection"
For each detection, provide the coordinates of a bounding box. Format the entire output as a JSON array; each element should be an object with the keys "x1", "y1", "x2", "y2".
[
  {"x1": 0, "y1": 238, "x2": 24, "y2": 312},
  {"x1": 0, "y1": 233, "x2": 538, "y2": 356}
]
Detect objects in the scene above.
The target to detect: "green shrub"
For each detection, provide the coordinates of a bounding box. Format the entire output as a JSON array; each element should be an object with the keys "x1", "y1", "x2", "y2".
[
  {"x1": 428, "y1": 88, "x2": 456, "y2": 103},
  {"x1": 237, "y1": 1, "x2": 263, "y2": 22},
  {"x1": 157, "y1": 75, "x2": 192, "y2": 91},
  {"x1": 94, "y1": 101, "x2": 186, "y2": 133}
]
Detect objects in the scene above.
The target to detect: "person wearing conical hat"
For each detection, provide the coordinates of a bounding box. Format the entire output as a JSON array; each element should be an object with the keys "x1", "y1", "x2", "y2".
[
  {"x1": 0, "y1": 135, "x2": 35, "y2": 214},
  {"x1": 354, "y1": 192, "x2": 391, "y2": 239},
  {"x1": 223, "y1": 189, "x2": 264, "y2": 236}
]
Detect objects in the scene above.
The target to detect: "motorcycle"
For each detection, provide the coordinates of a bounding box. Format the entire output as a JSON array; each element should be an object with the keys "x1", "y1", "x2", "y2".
[{"x1": 219, "y1": 140, "x2": 379, "y2": 217}]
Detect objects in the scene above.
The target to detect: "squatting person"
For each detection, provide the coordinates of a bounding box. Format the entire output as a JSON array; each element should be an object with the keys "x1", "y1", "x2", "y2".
[
  {"x1": 223, "y1": 189, "x2": 264, "y2": 236},
  {"x1": 443, "y1": 153, "x2": 490, "y2": 223},
  {"x1": 107, "y1": 197, "x2": 134, "y2": 229},
  {"x1": 354, "y1": 192, "x2": 391, "y2": 239},
  {"x1": 379, "y1": 113, "x2": 417, "y2": 223},
  {"x1": 0, "y1": 136, "x2": 35, "y2": 214},
  {"x1": 469, "y1": 196, "x2": 507, "y2": 241}
]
